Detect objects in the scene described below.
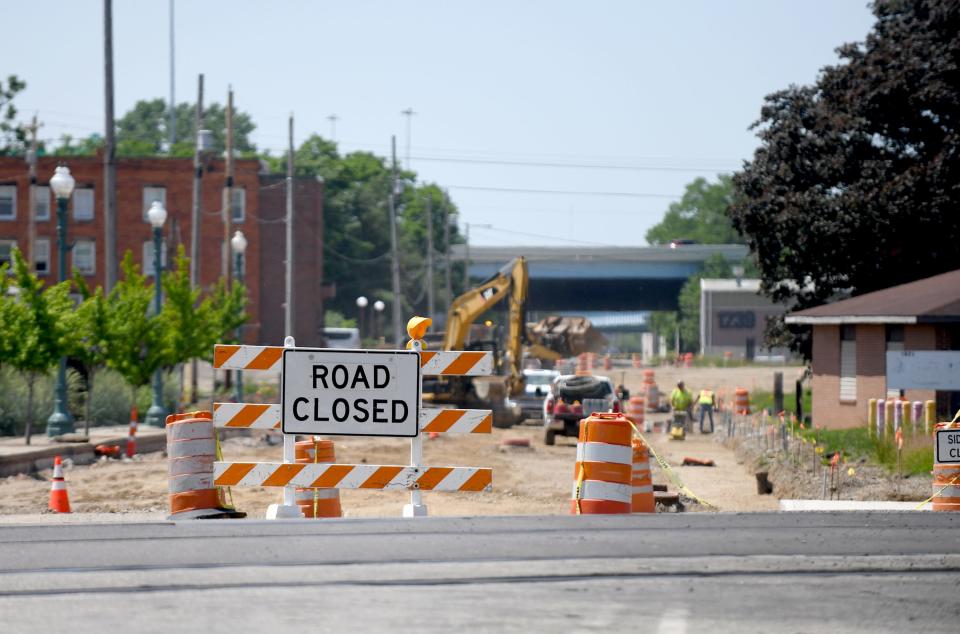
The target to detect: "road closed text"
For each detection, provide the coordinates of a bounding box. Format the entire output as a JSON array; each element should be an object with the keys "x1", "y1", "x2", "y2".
[{"x1": 282, "y1": 350, "x2": 420, "y2": 437}]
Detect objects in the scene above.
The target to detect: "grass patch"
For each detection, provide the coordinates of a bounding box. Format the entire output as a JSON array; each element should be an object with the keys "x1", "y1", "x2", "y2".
[
  {"x1": 796, "y1": 426, "x2": 933, "y2": 476},
  {"x1": 751, "y1": 389, "x2": 812, "y2": 419}
]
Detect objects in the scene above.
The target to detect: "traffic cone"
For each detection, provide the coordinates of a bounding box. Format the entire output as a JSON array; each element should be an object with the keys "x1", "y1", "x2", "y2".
[
  {"x1": 48, "y1": 455, "x2": 71, "y2": 513},
  {"x1": 126, "y1": 406, "x2": 138, "y2": 458}
]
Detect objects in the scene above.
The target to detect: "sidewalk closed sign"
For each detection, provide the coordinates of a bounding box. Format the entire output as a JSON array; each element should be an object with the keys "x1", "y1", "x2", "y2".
[
  {"x1": 936, "y1": 429, "x2": 960, "y2": 464},
  {"x1": 281, "y1": 349, "x2": 421, "y2": 437}
]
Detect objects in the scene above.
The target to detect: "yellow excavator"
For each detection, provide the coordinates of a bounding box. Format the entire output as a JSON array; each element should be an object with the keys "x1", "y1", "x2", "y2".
[{"x1": 423, "y1": 257, "x2": 529, "y2": 427}]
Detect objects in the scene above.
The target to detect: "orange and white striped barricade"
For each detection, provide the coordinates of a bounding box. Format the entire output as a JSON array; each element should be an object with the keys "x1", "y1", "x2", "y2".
[
  {"x1": 571, "y1": 412, "x2": 633, "y2": 514},
  {"x1": 627, "y1": 396, "x2": 646, "y2": 432},
  {"x1": 735, "y1": 388, "x2": 750, "y2": 415},
  {"x1": 933, "y1": 419, "x2": 960, "y2": 512},
  {"x1": 631, "y1": 439, "x2": 655, "y2": 513},
  {"x1": 295, "y1": 439, "x2": 342, "y2": 518},
  {"x1": 211, "y1": 334, "x2": 494, "y2": 519},
  {"x1": 166, "y1": 411, "x2": 244, "y2": 519}
]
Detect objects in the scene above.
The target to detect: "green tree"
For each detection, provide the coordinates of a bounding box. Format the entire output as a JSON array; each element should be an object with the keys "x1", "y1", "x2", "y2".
[
  {"x1": 52, "y1": 133, "x2": 104, "y2": 157},
  {"x1": 729, "y1": 0, "x2": 960, "y2": 358},
  {"x1": 203, "y1": 278, "x2": 248, "y2": 360},
  {"x1": 105, "y1": 252, "x2": 167, "y2": 403},
  {"x1": 0, "y1": 75, "x2": 27, "y2": 155},
  {"x1": 646, "y1": 175, "x2": 741, "y2": 245},
  {"x1": 116, "y1": 98, "x2": 257, "y2": 156},
  {"x1": 6, "y1": 249, "x2": 76, "y2": 444},
  {"x1": 72, "y1": 274, "x2": 112, "y2": 436}
]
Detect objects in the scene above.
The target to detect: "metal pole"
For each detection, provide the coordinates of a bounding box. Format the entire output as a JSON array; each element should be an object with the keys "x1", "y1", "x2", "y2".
[
  {"x1": 401, "y1": 108, "x2": 415, "y2": 168},
  {"x1": 234, "y1": 251, "x2": 244, "y2": 402},
  {"x1": 47, "y1": 194, "x2": 74, "y2": 436},
  {"x1": 425, "y1": 195, "x2": 434, "y2": 321},
  {"x1": 443, "y1": 195, "x2": 451, "y2": 312},
  {"x1": 222, "y1": 87, "x2": 234, "y2": 284},
  {"x1": 146, "y1": 226, "x2": 167, "y2": 427},
  {"x1": 26, "y1": 116, "x2": 38, "y2": 271},
  {"x1": 389, "y1": 136, "x2": 402, "y2": 346},
  {"x1": 167, "y1": 0, "x2": 176, "y2": 148},
  {"x1": 103, "y1": 0, "x2": 117, "y2": 291},
  {"x1": 189, "y1": 74, "x2": 203, "y2": 405},
  {"x1": 285, "y1": 114, "x2": 294, "y2": 338}
]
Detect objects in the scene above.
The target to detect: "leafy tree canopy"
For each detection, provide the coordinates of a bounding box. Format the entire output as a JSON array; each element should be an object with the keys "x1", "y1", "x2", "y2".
[
  {"x1": 116, "y1": 98, "x2": 257, "y2": 157},
  {"x1": 0, "y1": 75, "x2": 27, "y2": 156},
  {"x1": 646, "y1": 175, "x2": 741, "y2": 245},
  {"x1": 729, "y1": 0, "x2": 960, "y2": 358}
]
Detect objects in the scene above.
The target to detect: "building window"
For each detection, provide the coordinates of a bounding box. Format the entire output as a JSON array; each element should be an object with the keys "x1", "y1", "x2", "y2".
[
  {"x1": 34, "y1": 185, "x2": 50, "y2": 221},
  {"x1": 840, "y1": 324, "x2": 857, "y2": 402},
  {"x1": 231, "y1": 187, "x2": 245, "y2": 223},
  {"x1": 73, "y1": 188, "x2": 95, "y2": 221},
  {"x1": 142, "y1": 239, "x2": 167, "y2": 275},
  {"x1": 0, "y1": 185, "x2": 16, "y2": 220},
  {"x1": 885, "y1": 325, "x2": 906, "y2": 397},
  {"x1": 0, "y1": 239, "x2": 16, "y2": 267},
  {"x1": 34, "y1": 239, "x2": 50, "y2": 275},
  {"x1": 72, "y1": 239, "x2": 96, "y2": 275},
  {"x1": 142, "y1": 186, "x2": 166, "y2": 221}
]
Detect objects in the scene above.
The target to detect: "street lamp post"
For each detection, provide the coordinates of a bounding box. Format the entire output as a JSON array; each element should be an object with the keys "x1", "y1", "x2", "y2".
[
  {"x1": 46, "y1": 166, "x2": 75, "y2": 436},
  {"x1": 356, "y1": 296, "x2": 368, "y2": 343},
  {"x1": 231, "y1": 230, "x2": 247, "y2": 402},
  {"x1": 145, "y1": 201, "x2": 168, "y2": 427},
  {"x1": 373, "y1": 299, "x2": 385, "y2": 342}
]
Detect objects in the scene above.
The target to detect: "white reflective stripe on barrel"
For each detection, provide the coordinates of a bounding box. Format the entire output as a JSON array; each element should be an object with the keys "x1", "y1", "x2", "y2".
[
  {"x1": 169, "y1": 473, "x2": 214, "y2": 494},
  {"x1": 167, "y1": 437, "x2": 216, "y2": 459},
  {"x1": 934, "y1": 485, "x2": 960, "y2": 499},
  {"x1": 169, "y1": 455, "x2": 215, "y2": 477},
  {"x1": 572, "y1": 480, "x2": 631, "y2": 504},
  {"x1": 166, "y1": 421, "x2": 214, "y2": 441},
  {"x1": 575, "y1": 442, "x2": 632, "y2": 465},
  {"x1": 632, "y1": 485, "x2": 654, "y2": 494},
  {"x1": 50, "y1": 481, "x2": 67, "y2": 491}
]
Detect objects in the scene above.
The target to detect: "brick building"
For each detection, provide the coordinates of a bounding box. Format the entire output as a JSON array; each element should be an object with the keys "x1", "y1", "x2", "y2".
[
  {"x1": 785, "y1": 269, "x2": 960, "y2": 429},
  {"x1": 0, "y1": 154, "x2": 324, "y2": 345}
]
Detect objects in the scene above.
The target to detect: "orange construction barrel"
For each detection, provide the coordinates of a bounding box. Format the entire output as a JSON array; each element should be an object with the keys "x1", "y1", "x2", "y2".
[
  {"x1": 166, "y1": 411, "x2": 238, "y2": 519},
  {"x1": 571, "y1": 412, "x2": 633, "y2": 515},
  {"x1": 735, "y1": 388, "x2": 750, "y2": 415},
  {"x1": 933, "y1": 421, "x2": 960, "y2": 512},
  {"x1": 631, "y1": 439, "x2": 655, "y2": 513},
  {"x1": 295, "y1": 439, "x2": 343, "y2": 518}
]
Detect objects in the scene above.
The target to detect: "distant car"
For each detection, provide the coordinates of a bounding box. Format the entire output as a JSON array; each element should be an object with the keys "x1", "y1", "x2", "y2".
[
  {"x1": 669, "y1": 238, "x2": 697, "y2": 249},
  {"x1": 516, "y1": 369, "x2": 559, "y2": 421},
  {"x1": 542, "y1": 374, "x2": 621, "y2": 445},
  {"x1": 321, "y1": 327, "x2": 361, "y2": 349}
]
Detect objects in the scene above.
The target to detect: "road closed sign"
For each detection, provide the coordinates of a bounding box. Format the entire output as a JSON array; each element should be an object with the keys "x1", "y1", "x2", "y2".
[
  {"x1": 281, "y1": 349, "x2": 421, "y2": 437},
  {"x1": 936, "y1": 428, "x2": 960, "y2": 464}
]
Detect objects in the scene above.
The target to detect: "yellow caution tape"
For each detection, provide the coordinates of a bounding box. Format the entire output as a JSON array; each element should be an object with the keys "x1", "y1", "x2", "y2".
[
  {"x1": 625, "y1": 419, "x2": 717, "y2": 510},
  {"x1": 574, "y1": 463, "x2": 585, "y2": 515},
  {"x1": 213, "y1": 428, "x2": 237, "y2": 511},
  {"x1": 914, "y1": 473, "x2": 960, "y2": 511}
]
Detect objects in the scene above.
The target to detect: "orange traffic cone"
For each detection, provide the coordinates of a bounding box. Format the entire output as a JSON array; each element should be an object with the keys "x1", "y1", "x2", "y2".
[
  {"x1": 126, "y1": 406, "x2": 138, "y2": 458},
  {"x1": 48, "y1": 455, "x2": 71, "y2": 513}
]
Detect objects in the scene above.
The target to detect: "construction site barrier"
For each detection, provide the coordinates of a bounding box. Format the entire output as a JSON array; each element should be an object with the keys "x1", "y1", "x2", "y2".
[
  {"x1": 913, "y1": 401, "x2": 923, "y2": 433},
  {"x1": 933, "y1": 417, "x2": 960, "y2": 512},
  {"x1": 631, "y1": 439, "x2": 655, "y2": 513},
  {"x1": 571, "y1": 412, "x2": 633, "y2": 514},
  {"x1": 212, "y1": 402, "x2": 493, "y2": 434},
  {"x1": 295, "y1": 439, "x2": 341, "y2": 518},
  {"x1": 166, "y1": 411, "x2": 224, "y2": 519},
  {"x1": 627, "y1": 396, "x2": 645, "y2": 432},
  {"x1": 894, "y1": 400, "x2": 903, "y2": 432},
  {"x1": 210, "y1": 337, "x2": 494, "y2": 518},
  {"x1": 734, "y1": 388, "x2": 750, "y2": 415},
  {"x1": 48, "y1": 455, "x2": 70, "y2": 513},
  {"x1": 925, "y1": 400, "x2": 936, "y2": 434}
]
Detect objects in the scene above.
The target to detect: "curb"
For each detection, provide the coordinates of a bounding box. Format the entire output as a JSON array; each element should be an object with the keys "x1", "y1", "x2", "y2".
[{"x1": 0, "y1": 431, "x2": 168, "y2": 477}]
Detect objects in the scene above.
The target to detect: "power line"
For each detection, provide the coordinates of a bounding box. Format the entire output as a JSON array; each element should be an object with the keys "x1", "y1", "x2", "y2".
[
  {"x1": 447, "y1": 185, "x2": 680, "y2": 198},
  {"x1": 470, "y1": 224, "x2": 616, "y2": 247}
]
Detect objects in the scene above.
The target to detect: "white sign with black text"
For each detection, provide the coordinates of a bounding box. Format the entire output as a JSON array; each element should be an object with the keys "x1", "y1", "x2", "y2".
[
  {"x1": 281, "y1": 348, "x2": 421, "y2": 437},
  {"x1": 936, "y1": 428, "x2": 960, "y2": 464}
]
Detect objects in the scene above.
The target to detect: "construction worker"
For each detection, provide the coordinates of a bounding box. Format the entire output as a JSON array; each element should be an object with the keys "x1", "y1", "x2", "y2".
[
  {"x1": 668, "y1": 381, "x2": 693, "y2": 433},
  {"x1": 698, "y1": 388, "x2": 716, "y2": 434}
]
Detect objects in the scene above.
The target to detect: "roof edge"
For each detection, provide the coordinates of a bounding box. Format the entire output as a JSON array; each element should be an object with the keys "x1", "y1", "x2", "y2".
[{"x1": 784, "y1": 316, "x2": 917, "y2": 325}]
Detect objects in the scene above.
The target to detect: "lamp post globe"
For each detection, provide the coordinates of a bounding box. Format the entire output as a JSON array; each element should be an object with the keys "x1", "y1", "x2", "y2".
[
  {"x1": 372, "y1": 300, "x2": 386, "y2": 342},
  {"x1": 356, "y1": 296, "x2": 369, "y2": 341},
  {"x1": 46, "y1": 166, "x2": 76, "y2": 437},
  {"x1": 144, "y1": 201, "x2": 168, "y2": 427},
  {"x1": 231, "y1": 231, "x2": 247, "y2": 402},
  {"x1": 373, "y1": 300, "x2": 385, "y2": 312},
  {"x1": 356, "y1": 296, "x2": 368, "y2": 309}
]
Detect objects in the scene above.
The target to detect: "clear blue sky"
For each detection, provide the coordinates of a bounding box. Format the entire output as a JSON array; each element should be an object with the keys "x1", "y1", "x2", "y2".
[{"x1": 4, "y1": 1, "x2": 875, "y2": 246}]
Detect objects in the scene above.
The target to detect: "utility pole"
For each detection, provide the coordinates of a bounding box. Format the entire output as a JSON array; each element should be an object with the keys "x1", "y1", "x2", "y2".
[
  {"x1": 168, "y1": 0, "x2": 176, "y2": 148},
  {"x1": 326, "y1": 114, "x2": 339, "y2": 141},
  {"x1": 401, "y1": 108, "x2": 416, "y2": 168},
  {"x1": 285, "y1": 114, "x2": 295, "y2": 338},
  {"x1": 425, "y1": 194, "x2": 434, "y2": 321},
  {"x1": 103, "y1": 0, "x2": 117, "y2": 291},
  {"x1": 189, "y1": 74, "x2": 204, "y2": 405},
  {"x1": 443, "y1": 194, "x2": 452, "y2": 313},
  {"x1": 389, "y1": 136, "x2": 403, "y2": 346},
  {"x1": 25, "y1": 115, "x2": 38, "y2": 272},
  {"x1": 222, "y1": 87, "x2": 234, "y2": 284}
]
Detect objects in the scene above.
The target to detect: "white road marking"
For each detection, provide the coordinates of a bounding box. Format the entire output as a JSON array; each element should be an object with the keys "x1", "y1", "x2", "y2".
[{"x1": 657, "y1": 606, "x2": 689, "y2": 634}]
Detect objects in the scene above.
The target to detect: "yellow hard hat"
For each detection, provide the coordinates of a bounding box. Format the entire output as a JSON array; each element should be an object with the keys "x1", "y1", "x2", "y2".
[{"x1": 406, "y1": 315, "x2": 433, "y2": 340}]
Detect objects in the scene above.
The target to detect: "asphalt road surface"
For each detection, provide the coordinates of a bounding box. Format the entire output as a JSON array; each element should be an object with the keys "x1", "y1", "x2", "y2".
[{"x1": 1, "y1": 513, "x2": 959, "y2": 632}]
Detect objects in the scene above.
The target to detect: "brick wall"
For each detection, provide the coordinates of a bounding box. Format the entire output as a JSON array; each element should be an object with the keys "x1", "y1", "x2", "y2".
[{"x1": 0, "y1": 154, "x2": 262, "y2": 342}]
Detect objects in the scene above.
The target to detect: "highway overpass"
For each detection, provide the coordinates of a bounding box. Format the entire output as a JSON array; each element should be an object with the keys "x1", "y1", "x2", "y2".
[{"x1": 454, "y1": 244, "x2": 749, "y2": 312}]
